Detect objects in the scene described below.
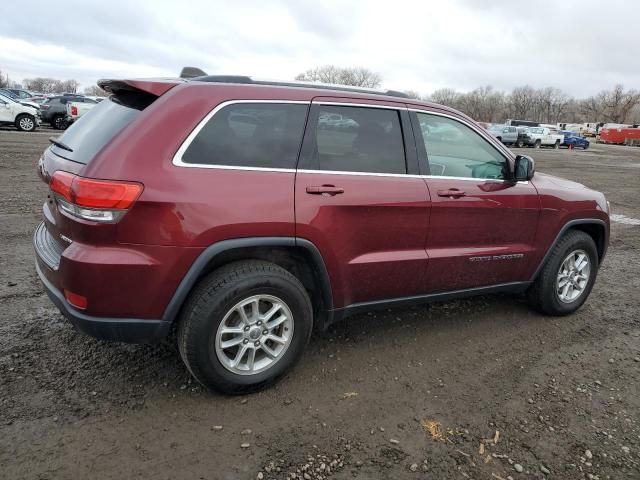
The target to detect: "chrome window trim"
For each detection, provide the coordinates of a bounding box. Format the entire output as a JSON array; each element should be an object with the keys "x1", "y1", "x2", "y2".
[
  {"x1": 171, "y1": 98, "x2": 527, "y2": 183},
  {"x1": 172, "y1": 99, "x2": 310, "y2": 170},
  {"x1": 312, "y1": 100, "x2": 408, "y2": 111}
]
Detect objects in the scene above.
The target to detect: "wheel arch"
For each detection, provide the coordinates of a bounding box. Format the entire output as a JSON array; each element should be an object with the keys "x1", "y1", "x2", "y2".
[
  {"x1": 530, "y1": 218, "x2": 608, "y2": 281},
  {"x1": 162, "y1": 237, "x2": 333, "y2": 328}
]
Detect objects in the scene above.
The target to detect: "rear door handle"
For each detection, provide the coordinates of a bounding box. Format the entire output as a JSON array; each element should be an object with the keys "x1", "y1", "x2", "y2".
[
  {"x1": 437, "y1": 188, "x2": 466, "y2": 198},
  {"x1": 306, "y1": 185, "x2": 344, "y2": 196}
]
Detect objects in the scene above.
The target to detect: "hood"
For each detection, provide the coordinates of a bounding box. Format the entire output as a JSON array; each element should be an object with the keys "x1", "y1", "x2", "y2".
[{"x1": 534, "y1": 172, "x2": 588, "y2": 190}]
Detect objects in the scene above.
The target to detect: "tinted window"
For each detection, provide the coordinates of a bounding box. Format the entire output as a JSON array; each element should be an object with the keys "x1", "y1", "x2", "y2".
[
  {"x1": 51, "y1": 98, "x2": 141, "y2": 164},
  {"x1": 417, "y1": 113, "x2": 507, "y2": 179},
  {"x1": 182, "y1": 103, "x2": 308, "y2": 169},
  {"x1": 311, "y1": 105, "x2": 406, "y2": 174}
]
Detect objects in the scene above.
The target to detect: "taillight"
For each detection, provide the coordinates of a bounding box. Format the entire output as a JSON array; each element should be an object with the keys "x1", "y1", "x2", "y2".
[
  {"x1": 71, "y1": 105, "x2": 78, "y2": 115},
  {"x1": 50, "y1": 171, "x2": 143, "y2": 223}
]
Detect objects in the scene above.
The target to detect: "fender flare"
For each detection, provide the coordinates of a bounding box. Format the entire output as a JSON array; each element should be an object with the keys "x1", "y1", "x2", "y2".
[
  {"x1": 529, "y1": 218, "x2": 608, "y2": 282},
  {"x1": 161, "y1": 237, "x2": 333, "y2": 323}
]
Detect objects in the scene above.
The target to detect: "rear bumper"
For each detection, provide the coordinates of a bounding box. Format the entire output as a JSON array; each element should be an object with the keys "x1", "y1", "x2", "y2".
[{"x1": 35, "y1": 260, "x2": 171, "y2": 343}]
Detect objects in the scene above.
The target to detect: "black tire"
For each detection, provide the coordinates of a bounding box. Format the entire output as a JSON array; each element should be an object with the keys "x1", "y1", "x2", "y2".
[
  {"x1": 553, "y1": 140, "x2": 560, "y2": 149},
  {"x1": 527, "y1": 230, "x2": 598, "y2": 316},
  {"x1": 534, "y1": 139, "x2": 541, "y2": 149},
  {"x1": 177, "y1": 260, "x2": 313, "y2": 394},
  {"x1": 52, "y1": 115, "x2": 68, "y2": 130},
  {"x1": 15, "y1": 114, "x2": 36, "y2": 132},
  {"x1": 583, "y1": 143, "x2": 589, "y2": 150},
  {"x1": 515, "y1": 138, "x2": 524, "y2": 148}
]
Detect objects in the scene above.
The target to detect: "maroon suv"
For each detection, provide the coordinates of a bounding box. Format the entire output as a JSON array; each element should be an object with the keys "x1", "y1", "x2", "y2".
[{"x1": 34, "y1": 73, "x2": 609, "y2": 393}]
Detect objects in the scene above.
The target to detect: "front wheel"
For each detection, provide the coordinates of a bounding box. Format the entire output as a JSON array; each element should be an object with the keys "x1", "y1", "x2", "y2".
[
  {"x1": 15, "y1": 114, "x2": 36, "y2": 132},
  {"x1": 533, "y1": 140, "x2": 541, "y2": 149},
  {"x1": 177, "y1": 260, "x2": 313, "y2": 394},
  {"x1": 527, "y1": 230, "x2": 598, "y2": 316},
  {"x1": 515, "y1": 138, "x2": 524, "y2": 148}
]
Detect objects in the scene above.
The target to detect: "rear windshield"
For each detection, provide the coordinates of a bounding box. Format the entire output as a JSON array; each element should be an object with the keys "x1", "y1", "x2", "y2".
[{"x1": 50, "y1": 97, "x2": 141, "y2": 164}]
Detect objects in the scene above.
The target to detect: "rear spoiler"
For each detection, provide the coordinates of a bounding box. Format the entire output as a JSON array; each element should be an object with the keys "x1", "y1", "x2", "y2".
[{"x1": 97, "y1": 78, "x2": 184, "y2": 109}]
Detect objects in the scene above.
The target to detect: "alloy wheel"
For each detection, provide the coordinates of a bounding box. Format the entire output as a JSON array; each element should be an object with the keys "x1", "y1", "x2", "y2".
[
  {"x1": 215, "y1": 294, "x2": 294, "y2": 375},
  {"x1": 19, "y1": 117, "x2": 34, "y2": 131},
  {"x1": 556, "y1": 249, "x2": 591, "y2": 303}
]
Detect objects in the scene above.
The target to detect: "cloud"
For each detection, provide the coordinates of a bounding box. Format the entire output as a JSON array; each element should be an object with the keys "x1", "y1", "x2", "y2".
[{"x1": 0, "y1": 0, "x2": 638, "y2": 97}]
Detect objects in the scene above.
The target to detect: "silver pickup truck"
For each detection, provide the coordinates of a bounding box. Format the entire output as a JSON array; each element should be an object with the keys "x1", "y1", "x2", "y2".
[{"x1": 487, "y1": 124, "x2": 519, "y2": 145}]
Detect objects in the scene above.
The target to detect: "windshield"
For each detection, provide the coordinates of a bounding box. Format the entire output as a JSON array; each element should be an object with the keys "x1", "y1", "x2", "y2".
[
  {"x1": 50, "y1": 97, "x2": 141, "y2": 164},
  {"x1": 0, "y1": 92, "x2": 18, "y2": 104}
]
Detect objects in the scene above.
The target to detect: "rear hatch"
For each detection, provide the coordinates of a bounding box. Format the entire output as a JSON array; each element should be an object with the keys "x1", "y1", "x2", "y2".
[{"x1": 37, "y1": 79, "x2": 180, "y2": 267}]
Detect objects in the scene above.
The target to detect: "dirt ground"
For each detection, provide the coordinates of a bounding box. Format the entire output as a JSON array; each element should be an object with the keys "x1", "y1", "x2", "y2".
[{"x1": 1, "y1": 127, "x2": 638, "y2": 480}]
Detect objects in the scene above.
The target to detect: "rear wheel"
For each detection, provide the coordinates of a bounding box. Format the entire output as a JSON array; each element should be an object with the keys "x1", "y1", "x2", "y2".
[
  {"x1": 15, "y1": 114, "x2": 36, "y2": 132},
  {"x1": 515, "y1": 138, "x2": 524, "y2": 148},
  {"x1": 534, "y1": 139, "x2": 541, "y2": 149},
  {"x1": 177, "y1": 260, "x2": 313, "y2": 394},
  {"x1": 583, "y1": 143, "x2": 589, "y2": 150},
  {"x1": 52, "y1": 115, "x2": 68, "y2": 130},
  {"x1": 553, "y1": 140, "x2": 560, "y2": 149},
  {"x1": 527, "y1": 230, "x2": 598, "y2": 315}
]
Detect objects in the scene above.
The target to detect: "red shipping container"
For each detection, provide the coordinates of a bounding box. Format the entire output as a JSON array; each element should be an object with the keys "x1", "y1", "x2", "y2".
[{"x1": 599, "y1": 127, "x2": 640, "y2": 144}]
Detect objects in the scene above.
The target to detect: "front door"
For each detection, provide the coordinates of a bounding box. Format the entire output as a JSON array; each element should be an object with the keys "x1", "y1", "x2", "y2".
[
  {"x1": 295, "y1": 100, "x2": 431, "y2": 308},
  {"x1": 411, "y1": 111, "x2": 540, "y2": 292}
]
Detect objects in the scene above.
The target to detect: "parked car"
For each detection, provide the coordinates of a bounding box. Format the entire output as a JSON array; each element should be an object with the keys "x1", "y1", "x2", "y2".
[
  {"x1": 65, "y1": 100, "x2": 97, "y2": 126},
  {"x1": 487, "y1": 124, "x2": 518, "y2": 145},
  {"x1": 34, "y1": 73, "x2": 610, "y2": 394},
  {"x1": 560, "y1": 131, "x2": 590, "y2": 149},
  {"x1": 40, "y1": 95, "x2": 96, "y2": 129},
  {"x1": 3, "y1": 88, "x2": 36, "y2": 99},
  {"x1": 0, "y1": 88, "x2": 41, "y2": 110},
  {"x1": 523, "y1": 127, "x2": 565, "y2": 148},
  {"x1": 0, "y1": 92, "x2": 40, "y2": 131}
]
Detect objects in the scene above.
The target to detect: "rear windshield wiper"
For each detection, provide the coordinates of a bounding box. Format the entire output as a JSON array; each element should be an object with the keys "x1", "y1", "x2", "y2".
[{"x1": 49, "y1": 137, "x2": 73, "y2": 152}]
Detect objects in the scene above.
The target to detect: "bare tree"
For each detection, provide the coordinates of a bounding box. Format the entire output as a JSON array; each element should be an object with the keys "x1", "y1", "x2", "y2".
[
  {"x1": 508, "y1": 86, "x2": 537, "y2": 120},
  {"x1": 429, "y1": 88, "x2": 460, "y2": 108},
  {"x1": 83, "y1": 85, "x2": 107, "y2": 97},
  {"x1": 61, "y1": 79, "x2": 80, "y2": 94},
  {"x1": 295, "y1": 65, "x2": 382, "y2": 88},
  {"x1": 23, "y1": 77, "x2": 62, "y2": 93}
]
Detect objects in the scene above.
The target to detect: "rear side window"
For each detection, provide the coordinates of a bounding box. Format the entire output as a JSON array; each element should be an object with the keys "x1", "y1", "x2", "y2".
[
  {"x1": 309, "y1": 105, "x2": 406, "y2": 174},
  {"x1": 181, "y1": 103, "x2": 308, "y2": 169},
  {"x1": 50, "y1": 98, "x2": 140, "y2": 164}
]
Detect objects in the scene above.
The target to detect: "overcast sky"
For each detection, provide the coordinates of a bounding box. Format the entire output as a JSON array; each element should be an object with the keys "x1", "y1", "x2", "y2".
[{"x1": 1, "y1": 0, "x2": 638, "y2": 97}]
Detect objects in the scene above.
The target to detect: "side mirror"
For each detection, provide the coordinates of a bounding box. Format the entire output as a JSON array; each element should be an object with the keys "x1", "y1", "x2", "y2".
[{"x1": 514, "y1": 154, "x2": 535, "y2": 181}]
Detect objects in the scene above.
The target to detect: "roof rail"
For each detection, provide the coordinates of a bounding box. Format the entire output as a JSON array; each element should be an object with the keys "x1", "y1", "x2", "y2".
[{"x1": 183, "y1": 70, "x2": 410, "y2": 99}]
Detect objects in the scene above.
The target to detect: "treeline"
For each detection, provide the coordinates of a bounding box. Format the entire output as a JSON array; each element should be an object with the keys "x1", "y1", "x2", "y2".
[
  {"x1": 0, "y1": 70, "x2": 105, "y2": 96},
  {"x1": 3, "y1": 65, "x2": 639, "y2": 123},
  {"x1": 425, "y1": 85, "x2": 640, "y2": 124},
  {"x1": 294, "y1": 65, "x2": 640, "y2": 124}
]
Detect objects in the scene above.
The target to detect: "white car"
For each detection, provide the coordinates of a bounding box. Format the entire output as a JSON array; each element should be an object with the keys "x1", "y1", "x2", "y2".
[{"x1": 0, "y1": 93, "x2": 40, "y2": 132}]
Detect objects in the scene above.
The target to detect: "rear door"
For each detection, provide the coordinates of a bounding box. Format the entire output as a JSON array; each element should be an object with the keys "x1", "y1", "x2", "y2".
[
  {"x1": 411, "y1": 110, "x2": 540, "y2": 291},
  {"x1": 295, "y1": 98, "x2": 431, "y2": 308}
]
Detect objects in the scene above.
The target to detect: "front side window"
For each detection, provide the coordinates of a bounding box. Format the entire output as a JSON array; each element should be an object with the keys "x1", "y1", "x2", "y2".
[
  {"x1": 182, "y1": 103, "x2": 308, "y2": 169},
  {"x1": 417, "y1": 113, "x2": 507, "y2": 180},
  {"x1": 309, "y1": 105, "x2": 406, "y2": 174}
]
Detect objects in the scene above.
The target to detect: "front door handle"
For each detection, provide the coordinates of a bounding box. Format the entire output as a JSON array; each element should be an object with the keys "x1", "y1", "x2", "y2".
[
  {"x1": 437, "y1": 188, "x2": 466, "y2": 198},
  {"x1": 306, "y1": 185, "x2": 344, "y2": 196}
]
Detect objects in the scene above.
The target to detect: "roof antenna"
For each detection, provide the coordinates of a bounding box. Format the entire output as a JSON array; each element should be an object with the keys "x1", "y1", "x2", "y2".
[{"x1": 180, "y1": 67, "x2": 208, "y2": 79}]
